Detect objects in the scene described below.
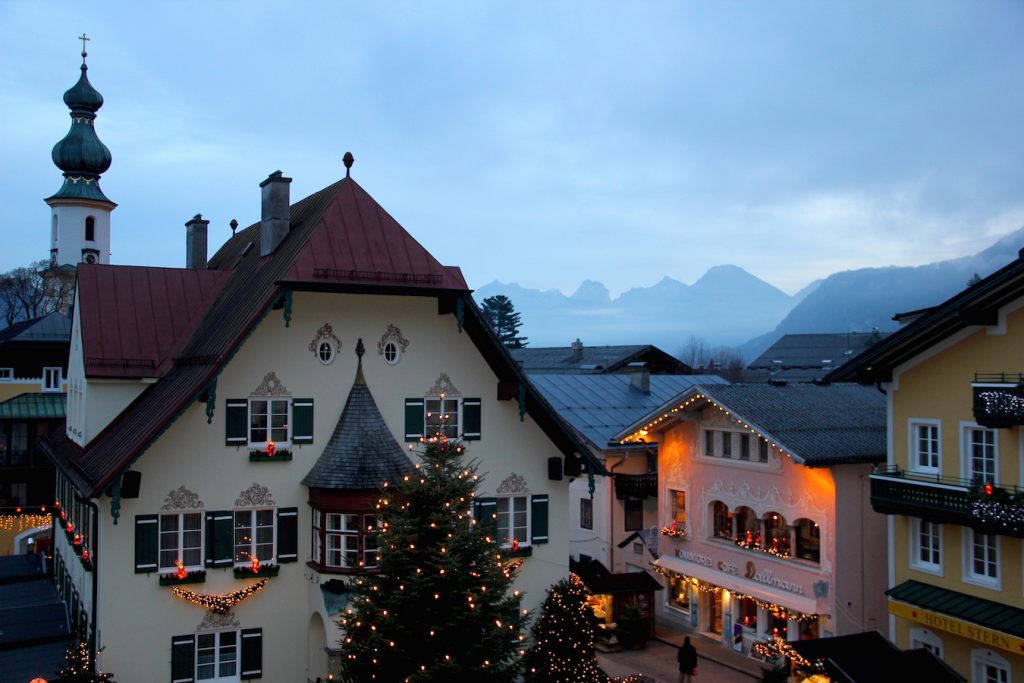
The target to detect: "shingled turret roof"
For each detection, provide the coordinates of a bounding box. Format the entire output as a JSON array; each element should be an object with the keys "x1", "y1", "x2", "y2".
[{"x1": 302, "y1": 341, "x2": 413, "y2": 489}]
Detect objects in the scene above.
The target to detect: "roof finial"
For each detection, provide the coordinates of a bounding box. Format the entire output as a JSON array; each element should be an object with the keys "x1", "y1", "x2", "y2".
[
  {"x1": 354, "y1": 338, "x2": 366, "y2": 385},
  {"x1": 230, "y1": 219, "x2": 238, "y2": 236},
  {"x1": 79, "y1": 33, "x2": 90, "y2": 63},
  {"x1": 343, "y1": 151, "x2": 354, "y2": 178}
]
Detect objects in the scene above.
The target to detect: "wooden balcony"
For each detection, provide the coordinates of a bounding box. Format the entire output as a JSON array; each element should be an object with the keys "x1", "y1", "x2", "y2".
[
  {"x1": 870, "y1": 467, "x2": 1024, "y2": 538},
  {"x1": 614, "y1": 473, "x2": 658, "y2": 500}
]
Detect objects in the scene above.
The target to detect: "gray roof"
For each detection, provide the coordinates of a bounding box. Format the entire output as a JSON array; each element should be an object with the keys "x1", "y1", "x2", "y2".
[
  {"x1": 677, "y1": 383, "x2": 886, "y2": 466},
  {"x1": 302, "y1": 361, "x2": 413, "y2": 489},
  {"x1": 510, "y1": 344, "x2": 691, "y2": 374},
  {"x1": 529, "y1": 373, "x2": 728, "y2": 450},
  {"x1": 745, "y1": 332, "x2": 888, "y2": 382},
  {"x1": 0, "y1": 312, "x2": 72, "y2": 344}
]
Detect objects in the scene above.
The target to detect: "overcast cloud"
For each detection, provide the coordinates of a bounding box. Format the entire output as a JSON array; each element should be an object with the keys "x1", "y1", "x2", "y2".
[{"x1": 2, "y1": 1, "x2": 1022, "y2": 295}]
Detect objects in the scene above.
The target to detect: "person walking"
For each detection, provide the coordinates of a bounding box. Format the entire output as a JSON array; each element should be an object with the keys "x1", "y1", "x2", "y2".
[{"x1": 677, "y1": 636, "x2": 698, "y2": 683}]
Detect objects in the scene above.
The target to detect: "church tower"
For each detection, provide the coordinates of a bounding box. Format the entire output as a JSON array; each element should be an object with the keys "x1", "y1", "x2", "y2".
[{"x1": 46, "y1": 36, "x2": 116, "y2": 266}]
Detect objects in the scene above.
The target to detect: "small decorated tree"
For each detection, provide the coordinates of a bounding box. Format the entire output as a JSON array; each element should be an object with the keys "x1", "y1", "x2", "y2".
[
  {"x1": 56, "y1": 639, "x2": 115, "y2": 682},
  {"x1": 524, "y1": 574, "x2": 609, "y2": 682},
  {"x1": 338, "y1": 434, "x2": 526, "y2": 681}
]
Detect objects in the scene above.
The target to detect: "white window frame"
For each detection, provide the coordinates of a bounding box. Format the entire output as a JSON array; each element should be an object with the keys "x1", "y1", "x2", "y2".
[
  {"x1": 159, "y1": 511, "x2": 204, "y2": 572},
  {"x1": 382, "y1": 340, "x2": 401, "y2": 365},
  {"x1": 909, "y1": 518, "x2": 942, "y2": 576},
  {"x1": 248, "y1": 397, "x2": 291, "y2": 448},
  {"x1": 196, "y1": 629, "x2": 239, "y2": 682},
  {"x1": 962, "y1": 423, "x2": 998, "y2": 484},
  {"x1": 972, "y1": 648, "x2": 1011, "y2": 683},
  {"x1": 233, "y1": 508, "x2": 276, "y2": 567},
  {"x1": 319, "y1": 511, "x2": 378, "y2": 569},
  {"x1": 909, "y1": 628, "x2": 943, "y2": 659},
  {"x1": 43, "y1": 366, "x2": 62, "y2": 392},
  {"x1": 963, "y1": 528, "x2": 1000, "y2": 589},
  {"x1": 0, "y1": 367, "x2": 12, "y2": 382},
  {"x1": 496, "y1": 494, "x2": 529, "y2": 547},
  {"x1": 669, "y1": 489, "x2": 686, "y2": 534},
  {"x1": 425, "y1": 396, "x2": 460, "y2": 439},
  {"x1": 316, "y1": 340, "x2": 336, "y2": 365},
  {"x1": 909, "y1": 419, "x2": 941, "y2": 474}
]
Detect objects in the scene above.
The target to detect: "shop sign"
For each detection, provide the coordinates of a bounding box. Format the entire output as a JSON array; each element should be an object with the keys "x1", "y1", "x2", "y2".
[
  {"x1": 675, "y1": 549, "x2": 713, "y2": 567},
  {"x1": 889, "y1": 600, "x2": 1024, "y2": 655},
  {"x1": 744, "y1": 561, "x2": 805, "y2": 596}
]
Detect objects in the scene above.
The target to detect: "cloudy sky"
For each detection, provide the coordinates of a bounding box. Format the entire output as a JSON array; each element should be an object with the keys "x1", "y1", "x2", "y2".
[{"x1": 2, "y1": 1, "x2": 1022, "y2": 296}]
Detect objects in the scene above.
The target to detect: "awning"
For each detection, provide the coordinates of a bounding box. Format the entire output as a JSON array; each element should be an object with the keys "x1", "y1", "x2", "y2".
[
  {"x1": 654, "y1": 555, "x2": 821, "y2": 616},
  {"x1": 0, "y1": 392, "x2": 66, "y2": 420}
]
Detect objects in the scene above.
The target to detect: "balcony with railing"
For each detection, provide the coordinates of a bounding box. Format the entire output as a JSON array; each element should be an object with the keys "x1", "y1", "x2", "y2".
[
  {"x1": 614, "y1": 473, "x2": 658, "y2": 500},
  {"x1": 973, "y1": 373, "x2": 1024, "y2": 428},
  {"x1": 870, "y1": 467, "x2": 1024, "y2": 538}
]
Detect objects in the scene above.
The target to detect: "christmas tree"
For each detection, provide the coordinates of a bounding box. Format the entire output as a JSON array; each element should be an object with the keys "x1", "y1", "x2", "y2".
[
  {"x1": 338, "y1": 433, "x2": 526, "y2": 682},
  {"x1": 56, "y1": 639, "x2": 115, "y2": 682},
  {"x1": 524, "y1": 574, "x2": 610, "y2": 682}
]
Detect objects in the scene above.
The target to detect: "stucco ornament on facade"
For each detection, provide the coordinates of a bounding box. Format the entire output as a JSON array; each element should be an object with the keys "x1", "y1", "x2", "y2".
[
  {"x1": 160, "y1": 486, "x2": 204, "y2": 511},
  {"x1": 496, "y1": 473, "x2": 529, "y2": 495},
  {"x1": 308, "y1": 323, "x2": 341, "y2": 359},
  {"x1": 251, "y1": 371, "x2": 290, "y2": 397},
  {"x1": 198, "y1": 610, "x2": 240, "y2": 631},
  {"x1": 425, "y1": 373, "x2": 461, "y2": 397},
  {"x1": 235, "y1": 483, "x2": 276, "y2": 507},
  {"x1": 377, "y1": 324, "x2": 410, "y2": 355}
]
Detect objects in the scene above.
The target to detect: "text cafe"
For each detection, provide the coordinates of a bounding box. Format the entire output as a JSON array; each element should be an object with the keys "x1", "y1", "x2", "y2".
[{"x1": 653, "y1": 546, "x2": 829, "y2": 655}]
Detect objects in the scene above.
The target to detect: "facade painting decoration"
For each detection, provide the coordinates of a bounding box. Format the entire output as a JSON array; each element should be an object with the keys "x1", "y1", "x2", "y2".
[
  {"x1": 377, "y1": 324, "x2": 410, "y2": 355},
  {"x1": 251, "y1": 372, "x2": 290, "y2": 397},
  {"x1": 198, "y1": 610, "x2": 240, "y2": 631},
  {"x1": 160, "y1": 486, "x2": 204, "y2": 511},
  {"x1": 235, "y1": 483, "x2": 275, "y2": 508},
  {"x1": 308, "y1": 323, "x2": 341, "y2": 359},
  {"x1": 496, "y1": 473, "x2": 529, "y2": 496},
  {"x1": 425, "y1": 373, "x2": 461, "y2": 397}
]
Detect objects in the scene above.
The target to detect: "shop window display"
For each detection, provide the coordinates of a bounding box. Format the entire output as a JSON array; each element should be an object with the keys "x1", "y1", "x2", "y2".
[
  {"x1": 713, "y1": 501, "x2": 732, "y2": 539},
  {"x1": 763, "y1": 512, "x2": 790, "y2": 557},
  {"x1": 734, "y1": 507, "x2": 760, "y2": 549},
  {"x1": 668, "y1": 575, "x2": 691, "y2": 613},
  {"x1": 738, "y1": 596, "x2": 758, "y2": 631},
  {"x1": 794, "y1": 518, "x2": 820, "y2": 563},
  {"x1": 768, "y1": 610, "x2": 788, "y2": 639}
]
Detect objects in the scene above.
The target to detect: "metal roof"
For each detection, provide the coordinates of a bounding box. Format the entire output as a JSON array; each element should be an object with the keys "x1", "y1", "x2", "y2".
[
  {"x1": 510, "y1": 344, "x2": 692, "y2": 374},
  {"x1": 616, "y1": 383, "x2": 885, "y2": 466},
  {"x1": 0, "y1": 393, "x2": 66, "y2": 420},
  {"x1": 747, "y1": 332, "x2": 888, "y2": 370},
  {"x1": 788, "y1": 630, "x2": 965, "y2": 683},
  {"x1": 529, "y1": 373, "x2": 727, "y2": 449},
  {"x1": 302, "y1": 359, "x2": 413, "y2": 490},
  {"x1": 887, "y1": 579, "x2": 1024, "y2": 639},
  {"x1": 0, "y1": 312, "x2": 71, "y2": 345}
]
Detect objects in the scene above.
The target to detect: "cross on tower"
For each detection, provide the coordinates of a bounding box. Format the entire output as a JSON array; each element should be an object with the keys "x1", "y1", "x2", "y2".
[{"x1": 79, "y1": 33, "x2": 90, "y2": 61}]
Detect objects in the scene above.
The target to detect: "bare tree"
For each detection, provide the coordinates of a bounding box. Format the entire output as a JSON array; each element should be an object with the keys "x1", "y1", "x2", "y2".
[
  {"x1": 0, "y1": 260, "x2": 74, "y2": 326},
  {"x1": 678, "y1": 334, "x2": 711, "y2": 369},
  {"x1": 678, "y1": 334, "x2": 743, "y2": 381}
]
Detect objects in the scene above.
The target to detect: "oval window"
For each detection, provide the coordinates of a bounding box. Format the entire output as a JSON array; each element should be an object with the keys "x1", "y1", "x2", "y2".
[
  {"x1": 318, "y1": 341, "x2": 335, "y2": 365},
  {"x1": 383, "y1": 341, "x2": 400, "y2": 365}
]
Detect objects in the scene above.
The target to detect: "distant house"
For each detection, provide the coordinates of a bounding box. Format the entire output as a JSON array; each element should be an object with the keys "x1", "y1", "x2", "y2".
[
  {"x1": 614, "y1": 383, "x2": 888, "y2": 654},
  {"x1": 743, "y1": 332, "x2": 887, "y2": 383},
  {"x1": 0, "y1": 312, "x2": 69, "y2": 511},
  {"x1": 511, "y1": 340, "x2": 693, "y2": 375}
]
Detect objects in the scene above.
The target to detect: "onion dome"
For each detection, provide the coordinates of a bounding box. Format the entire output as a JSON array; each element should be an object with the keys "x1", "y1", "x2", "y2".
[{"x1": 48, "y1": 47, "x2": 113, "y2": 205}]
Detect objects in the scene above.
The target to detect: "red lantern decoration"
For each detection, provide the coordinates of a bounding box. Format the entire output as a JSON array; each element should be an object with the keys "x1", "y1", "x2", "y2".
[
  {"x1": 176, "y1": 561, "x2": 187, "y2": 581},
  {"x1": 66, "y1": 522, "x2": 73, "y2": 533},
  {"x1": 984, "y1": 482, "x2": 994, "y2": 496},
  {"x1": 251, "y1": 556, "x2": 261, "y2": 573},
  {"x1": 511, "y1": 539, "x2": 520, "y2": 552},
  {"x1": 266, "y1": 441, "x2": 275, "y2": 457},
  {"x1": 74, "y1": 533, "x2": 82, "y2": 546},
  {"x1": 82, "y1": 549, "x2": 90, "y2": 563}
]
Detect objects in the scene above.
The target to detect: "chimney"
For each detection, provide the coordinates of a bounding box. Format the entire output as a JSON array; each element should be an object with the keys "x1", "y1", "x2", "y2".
[
  {"x1": 571, "y1": 338, "x2": 583, "y2": 363},
  {"x1": 630, "y1": 367, "x2": 651, "y2": 394},
  {"x1": 185, "y1": 214, "x2": 209, "y2": 269},
  {"x1": 260, "y1": 170, "x2": 292, "y2": 256}
]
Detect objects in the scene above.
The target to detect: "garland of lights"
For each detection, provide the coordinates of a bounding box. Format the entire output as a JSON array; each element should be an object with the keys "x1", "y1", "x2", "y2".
[
  {"x1": 660, "y1": 525, "x2": 686, "y2": 538},
  {"x1": 735, "y1": 537, "x2": 792, "y2": 559},
  {"x1": 650, "y1": 565, "x2": 820, "y2": 622},
  {"x1": 0, "y1": 513, "x2": 52, "y2": 532},
  {"x1": 977, "y1": 390, "x2": 1024, "y2": 422},
  {"x1": 619, "y1": 392, "x2": 800, "y2": 463},
  {"x1": 751, "y1": 636, "x2": 826, "y2": 672},
  {"x1": 172, "y1": 579, "x2": 267, "y2": 614}
]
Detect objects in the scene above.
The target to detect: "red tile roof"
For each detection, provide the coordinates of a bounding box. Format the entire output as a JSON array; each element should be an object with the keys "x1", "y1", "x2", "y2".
[{"x1": 77, "y1": 265, "x2": 231, "y2": 378}]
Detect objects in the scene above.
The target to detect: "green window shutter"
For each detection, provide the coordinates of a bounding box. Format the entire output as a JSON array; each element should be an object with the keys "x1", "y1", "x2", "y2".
[
  {"x1": 226, "y1": 399, "x2": 248, "y2": 446},
  {"x1": 134, "y1": 514, "x2": 158, "y2": 573},
  {"x1": 171, "y1": 634, "x2": 195, "y2": 683},
  {"x1": 462, "y1": 398, "x2": 481, "y2": 440},
  {"x1": 531, "y1": 495, "x2": 549, "y2": 545},
  {"x1": 292, "y1": 399, "x2": 314, "y2": 444},
  {"x1": 474, "y1": 497, "x2": 497, "y2": 538},
  {"x1": 205, "y1": 511, "x2": 234, "y2": 568},
  {"x1": 404, "y1": 398, "x2": 425, "y2": 442},
  {"x1": 277, "y1": 507, "x2": 298, "y2": 563},
  {"x1": 240, "y1": 628, "x2": 263, "y2": 680}
]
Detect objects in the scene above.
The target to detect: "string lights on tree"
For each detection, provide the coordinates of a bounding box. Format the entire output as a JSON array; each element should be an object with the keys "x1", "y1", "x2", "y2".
[{"x1": 338, "y1": 414, "x2": 526, "y2": 681}]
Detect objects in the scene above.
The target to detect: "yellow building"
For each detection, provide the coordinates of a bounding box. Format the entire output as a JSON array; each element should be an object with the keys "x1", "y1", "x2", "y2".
[{"x1": 830, "y1": 255, "x2": 1024, "y2": 683}]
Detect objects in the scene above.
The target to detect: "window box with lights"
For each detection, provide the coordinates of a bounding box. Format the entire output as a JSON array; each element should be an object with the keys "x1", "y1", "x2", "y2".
[
  {"x1": 233, "y1": 563, "x2": 279, "y2": 579},
  {"x1": 248, "y1": 447, "x2": 292, "y2": 462},
  {"x1": 500, "y1": 544, "x2": 533, "y2": 559},
  {"x1": 224, "y1": 392, "x2": 314, "y2": 455},
  {"x1": 159, "y1": 570, "x2": 207, "y2": 586}
]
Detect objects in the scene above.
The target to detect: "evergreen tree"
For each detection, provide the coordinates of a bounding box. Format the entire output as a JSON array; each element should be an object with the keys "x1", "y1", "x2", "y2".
[
  {"x1": 339, "y1": 434, "x2": 526, "y2": 682},
  {"x1": 524, "y1": 574, "x2": 610, "y2": 682},
  {"x1": 481, "y1": 295, "x2": 528, "y2": 348},
  {"x1": 56, "y1": 640, "x2": 115, "y2": 682}
]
